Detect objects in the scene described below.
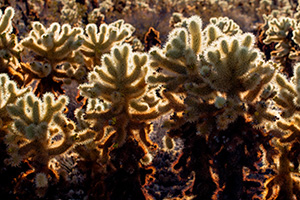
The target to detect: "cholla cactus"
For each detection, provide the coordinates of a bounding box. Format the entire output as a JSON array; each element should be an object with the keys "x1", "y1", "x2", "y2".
[
  {"x1": 147, "y1": 17, "x2": 277, "y2": 199},
  {"x1": 80, "y1": 20, "x2": 135, "y2": 68},
  {"x1": 20, "y1": 22, "x2": 84, "y2": 95},
  {"x1": 262, "y1": 16, "x2": 298, "y2": 76},
  {"x1": 274, "y1": 63, "x2": 300, "y2": 118},
  {"x1": 0, "y1": 73, "x2": 30, "y2": 131},
  {"x1": 79, "y1": 43, "x2": 160, "y2": 162},
  {"x1": 272, "y1": 63, "x2": 300, "y2": 161},
  {"x1": 149, "y1": 16, "x2": 275, "y2": 129},
  {"x1": 277, "y1": 116, "x2": 300, "y2": 144},
  {"x1": 148, "y1": 16, "x2": 206, "y2": 117},
  {"x1": 204, "y1": 34, "x2": 269, "y2": 97},
  {"x1": 148, "y1": 15, "x2": 243, "y2": 107},
  {"x1": 0, "y1": 7, "x2": 23, "y2": 83},
  {"x1": 5, "y1": 92, "x2": 94, "y2": 197},
  {"x1": 202, "y1": 33, "x2": 276, "y2": 129},
  {"x1": 147, "y1": 17, "x2": 278, "y2": 200},
  {"x1": 21, "y1": 22, "x2": 83, "y2": 68},
  {"x1": 263, "y1": 17, "x2": 296, "y2": 57},
  {"x1": 60, "y1": 0, "x2": 86, "y2": 26},
  {"x1": 209, "y1": 16, "x2": 242, "y2": 36},
  {"x1": 263, "y1": 142, "x2": 300, "y2": 200}
]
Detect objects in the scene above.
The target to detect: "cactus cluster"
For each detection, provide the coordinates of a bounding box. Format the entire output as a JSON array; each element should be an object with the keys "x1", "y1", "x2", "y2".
[{"x1": 3, "y1": 3, "x2": 300, "y2": 200}]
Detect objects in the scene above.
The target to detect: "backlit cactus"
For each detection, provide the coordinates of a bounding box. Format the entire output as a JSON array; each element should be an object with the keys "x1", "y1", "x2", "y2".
[
  {"x1": 2, "y1": 4, "x2": 300, "y2": 200},
  {"x1": 148, "y1": 16, "x2": 206, "y2": 119},
  {"x1": 202, "y1": 33, "x2": 276, "y2": 129},
  {"x1": 79, "y1": 43, "x2": 160, "y2": 162},
  {"x1": 0, "y1": 7, "x2": 23, "y2": 83},
  {"x1": 263, "y1": 17, "x2": 296, "y2": 59},
  {"x1": 262, "y1": 15, "x2": 299, "y2": 76},
  {"x1": 21, "y1": 22, "x2": 83, "y2": 66},
  {"x1": 0, "y1": 73, "x2": 30, "y2": 131},
  {"x1": 5, "y1": 92, "x2": 94, "y2": 196},
  {"x1": 81, "y1": 20, "x2": 135, "y2": 68},
  {"x1": 209, "y1": 16, "x2": 242, "y2": 36},
  {"x1": 274, "y1": 63, "x2": 300, "y2": 118},
  {"x1": 20, "y1": 22, "x2": 85, "y2": 95}
]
